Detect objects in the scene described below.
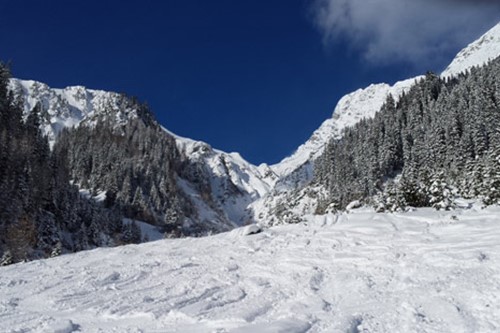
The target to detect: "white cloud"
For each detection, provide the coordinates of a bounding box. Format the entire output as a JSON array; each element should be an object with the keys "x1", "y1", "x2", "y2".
[{"x1": 311, "y1": 0, "x2": 500, "y2": 66}]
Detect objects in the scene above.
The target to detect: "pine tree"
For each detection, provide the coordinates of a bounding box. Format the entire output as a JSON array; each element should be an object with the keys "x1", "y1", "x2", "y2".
[
  {"x1": 483, "y1": 147, "x2": 500, "y2": 205},
  {"x1": 0, "y1": 63, "x2": 126, "y2": 263},
  {"x1": 382, "y1": 182, "x2": 407, "y2": 212},
  {"x1": 130, "y1": 221, "x2": 142, "y2": 244},
  {"x1": 313, "y1": 56, "x2": 500, "y2": 211},
  {"x1": 0, "y1": 250, "x2": 13, "y2": 266},
  {"x1": 50, "y1": 241, "x2": 62, "y2": 258},
  {"x1": 428, "y1": 171, "x2": 454, "y2": 210}
]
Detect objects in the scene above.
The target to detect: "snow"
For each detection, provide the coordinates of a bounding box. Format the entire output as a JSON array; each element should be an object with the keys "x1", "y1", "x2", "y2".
[
  {"x1": 164, "y1": 126, "x2": 274, "y2": 227},
  {"x1": 123, "y1": 219, "x2": 164, "y2": 242},
  {"x1": 229, "y1": 224, "x2": 263, "y2": 237},
  {"x1": 270, "y1": 77, "x2": 420, "y2": 181},
  {"x1": 345, "y1": 200, "x2": 362, "y2": 211},
  {"x1": 442, "y1": 22, "x2": 500, "y2": 77},
  {"x1": 2, "y1": 204, "x2": 500, "y2": 332},
  {"x1": 50, "y1": 320, "x2": 78, "y2": 333},
  {"x1": 8, "y1": 79, "x2": 140, "y2": 147},
  {"x1": 7, "y1": 22, "x2": 500, "y2": 232}
]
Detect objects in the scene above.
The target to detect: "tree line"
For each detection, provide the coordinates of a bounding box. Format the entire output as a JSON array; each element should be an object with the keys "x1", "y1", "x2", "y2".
[
  {"x1": 0, "y1": 64, "x2": 142, "y2": 266},
  {"x1": 314, "y1": 56, "x2": 500, "y2": 212}
]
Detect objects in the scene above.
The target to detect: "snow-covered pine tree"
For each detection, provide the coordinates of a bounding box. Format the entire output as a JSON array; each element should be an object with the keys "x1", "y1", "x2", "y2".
[
  {"x1": 0, "y1": 250, "x2": 13, "y2": 266},
  {"x1": 314, "y1": 56, "x2": 500, "y2": 211},
  {"x1": 428, "y1": 171, "x2": 455, "y2": 210}
]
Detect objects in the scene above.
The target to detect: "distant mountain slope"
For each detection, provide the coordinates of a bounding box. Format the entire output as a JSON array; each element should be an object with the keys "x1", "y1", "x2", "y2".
[
  {"x1": 9, "y1": 79, "x2": 274, "y2": 232},
  {"x1": 8, "y1": 80, "x2": 140, "y2": 146},
  {"x1": 251, "y1": 21, "x2": 500, "y2": 225},
  {"x1": 274, "y1": 21, "x2": 500, "y2": 183},
  {"x1": 442, "y1": 22, "x2": 500, "y2": 77},
  {"x1": 167, "y1": 129, "x2": 273, "y2": 226},
  {"x1": 7, "y1": 21, "x2": 500, "y2": 231},
  {"x1": 270, "y1": 78, "x2": 420, "y2": 183}
]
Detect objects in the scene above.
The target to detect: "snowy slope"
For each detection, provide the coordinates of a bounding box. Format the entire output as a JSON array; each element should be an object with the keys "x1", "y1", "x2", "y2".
[
  {"x1": 7, "y1": 21, "x2": 500, "y2": 230},
  {"x1": 165, "y1": 128, "x2": 273, "y2": 226},
  {"x1": 1, "y1": 203, "x2": 500, "y2": 332},
  {"x1": 251, "y1": 22, "x2": 500, "y2": 225},
  {"x1": 271, "y1": 78, "x2": 420, "y2": 180},
  {"x1": 442, "y1": 22, "x2": 500, "y2": 77},
  {"x1": 8, "y1": 79, "x2": 274, "y2": 228},
  {"x1": 8, "y1": 79, "x2": 140, "y2": 146},
  {"x1": 250, "y1": 78, "x2": 421, "y2": 225},
  {"x1": 273, "y1": 21, "x2": 500, "y2": 182}
]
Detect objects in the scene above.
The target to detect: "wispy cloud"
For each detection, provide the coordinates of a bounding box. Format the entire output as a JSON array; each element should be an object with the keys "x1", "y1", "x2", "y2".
[{"x1": 310, "y1": 0, "x2": 500, "y2": 67}]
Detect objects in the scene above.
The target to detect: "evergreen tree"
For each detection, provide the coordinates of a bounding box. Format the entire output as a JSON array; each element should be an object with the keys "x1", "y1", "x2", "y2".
[
  {"x1": 0, "y1": 250, "x2": 13, "y2": 266},
  {"x1": 314, "y1": 56, "x2": 500, "y2": 211}
]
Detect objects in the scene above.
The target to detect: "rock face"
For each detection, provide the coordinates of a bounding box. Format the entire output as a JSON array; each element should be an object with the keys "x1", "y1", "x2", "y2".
[{"x1": 9, "y1": 21, "x2": 500, "y2": 230}]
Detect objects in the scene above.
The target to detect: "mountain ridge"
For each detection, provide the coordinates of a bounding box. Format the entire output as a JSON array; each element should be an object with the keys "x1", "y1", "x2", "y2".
[
  {"x1": 7, "y1": 21, "x2": 500, "y2": 230},
  {"x1": 442, "y1": 23, "x2": 500, "y2": 77}
]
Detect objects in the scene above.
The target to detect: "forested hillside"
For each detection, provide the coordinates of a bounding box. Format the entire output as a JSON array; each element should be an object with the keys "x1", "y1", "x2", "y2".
[
  {"x1": 55, "y1": 105, "x2": 195, "y2": 234},
  {"x1": 2, "y1": 26, "x2": 500, "y2": 264},
  {"x1": 0, "y1": 64, "x2": 132, "y2": 265},
  {"x1": 315, "y1": 57, "x2": 500, "y2": 212}
]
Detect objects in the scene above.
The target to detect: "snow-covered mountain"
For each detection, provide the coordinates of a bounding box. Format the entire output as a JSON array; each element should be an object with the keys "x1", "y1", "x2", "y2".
[
  {"x1": 166, "y1": 129, "x2": 273, "y2": 226},
  {"x1": 274, "y1": 22, "x2": 500, "y2": 182},
  {"x1": 3, "y1": 19, "x2": 500, "y2": 333},
  {"x1": 8, "y1": 21, "x2": 500, "y2": 230},
  {"x1": 8, "y1": 78, "x2": 275, "y2": 230},
  {"x1": 8, "y1": 80, "x2": 142, "y2": 146},
  {"x1": 273, "y1": 22, "x2": 500, "y2": 184},
  {"x1": 249, "y1": 21, "x2": 500, "y2": 225},
  {"x1": 250, "y1": 79, "x2": 422, "y2": 225},
  {"x1": 270, "y1": 77, "x2": 421, "y2": 185},
  {"x1": 442, "y1": 23, "x2": 500, "y2": 77}
]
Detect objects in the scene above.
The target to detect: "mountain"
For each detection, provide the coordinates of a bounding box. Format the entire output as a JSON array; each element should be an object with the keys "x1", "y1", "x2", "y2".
[
  {"x1": 249, "y1": 78, "x2": 421, "y2": 225},
  {"x1": 8, "y1": 76, "x2": 422, "y2": 228},
  {"x1": 8, "y1": 79, "x2": 276, "y2": 234},
  {"x1": 7, "y1": 80, "x2": 139, "y2": 146},
  {"x1": 274, "y1": 22, "x2": 500, "y2": 180},
  {"x1": 166, "y1": 130, "x2": 273, "y2": 226},
  {"x1": 274, "y1": 22, "x2": 500, "y2": 183},
  {"x1": 314, "y1": 61, "x2": 500, "y2": 212},
  {"x1": 2, "y1": 20, "x2": 500, "y2": 333},
  {"x1": 270, "y1": 78, "x2": 421, "y2": 181},
  {"x1": 250, "y1": 22, "x2": 500, "y2": 225},
  {"x1": 442, "y1": 23, "x2": 500, "y2": 77},
  {"x1": 6, "y1": 21, "x2": 500, "y2": 235},
  {"x1": 0, "y1": 71, "x2": 128, "y2": 264}
]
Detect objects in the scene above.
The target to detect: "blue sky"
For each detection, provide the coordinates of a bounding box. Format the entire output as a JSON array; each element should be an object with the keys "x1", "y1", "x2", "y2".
[{"x1": 1, "y1": 1, "x2": 499, "y2": 165}]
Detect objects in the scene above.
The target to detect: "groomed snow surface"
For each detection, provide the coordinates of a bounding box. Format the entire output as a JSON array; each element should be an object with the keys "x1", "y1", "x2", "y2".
[{"x1": 1, "y1": 203, "x2": 500, "y2": 333}]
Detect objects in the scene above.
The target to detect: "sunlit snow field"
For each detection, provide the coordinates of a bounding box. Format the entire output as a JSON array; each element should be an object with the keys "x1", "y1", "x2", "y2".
[{"x1": 1, "y1": 202, "x2": 500, "y2": 332}]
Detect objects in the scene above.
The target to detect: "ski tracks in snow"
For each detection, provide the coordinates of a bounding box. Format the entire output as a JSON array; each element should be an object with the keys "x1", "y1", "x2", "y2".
[{"x1": 1, "y1": 206, "x2": 500, "y2": 332}]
